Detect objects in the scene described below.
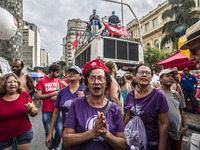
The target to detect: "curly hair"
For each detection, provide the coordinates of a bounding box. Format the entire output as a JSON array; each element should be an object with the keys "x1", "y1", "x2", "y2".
[
  {"x1": 0, "y1": 73, "x2": 23, "y2": 97},
  {"x1": 84, "y1": 68, "x2": 112, "y2": 92}
]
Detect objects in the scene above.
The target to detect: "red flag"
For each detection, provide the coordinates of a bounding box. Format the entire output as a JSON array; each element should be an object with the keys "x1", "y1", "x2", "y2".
[
  {"x1": 103, "y1": 23, "x2": 131, "y2": 36},
  {"x1": 63, "y1": 70, "x2": 65, "y2": 76},
  {"x1": 71, "y1": 32, "x2": 79, "y2": 50},
  {"x1": 37, "y1": 69, "x2": 46, "y2": 75}
]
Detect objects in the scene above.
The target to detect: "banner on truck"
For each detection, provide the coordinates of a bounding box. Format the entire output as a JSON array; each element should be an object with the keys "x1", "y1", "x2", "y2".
[{"x1": 103, "y1": 23, "x2": 131, "y2": 36}]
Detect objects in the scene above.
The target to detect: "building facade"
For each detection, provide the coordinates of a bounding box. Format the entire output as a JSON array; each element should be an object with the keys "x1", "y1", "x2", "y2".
[
  {"x1": 0, "y1": 0, "x2": 23, "y2": 59},
  {"x1": 40, "y1": 48, "x2": 48, "y2": 67},
  {"x1": 126, "y1": 0, "x2": 200, "y2": 52},
  {"x1": 65, "y1": 19, "x2": 87, "y2": 66},
  {"x1": 24, "y1": 21, "x2": 41, "y2": 67},
  {"x1": 22, "y1": 27, "x2": 34, "y2": 68}
]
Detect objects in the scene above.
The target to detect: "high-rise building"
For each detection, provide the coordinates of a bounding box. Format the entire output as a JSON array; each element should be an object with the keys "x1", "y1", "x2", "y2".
[
  {"x1": 40, "y1": 48, "x2": 48, "y2": 67},
  {"x1": 65, "y1": 19, "x2": 87, "y2": 66},
  {"x1": 0, "y1": 0, "x2": 23, "y2": 59},
  {"x1": 22, "y1": 27, "x2": 34, "y2": 68},
  {"x1": 23, "y1": 21, "x2": 40, "y2": 67}
]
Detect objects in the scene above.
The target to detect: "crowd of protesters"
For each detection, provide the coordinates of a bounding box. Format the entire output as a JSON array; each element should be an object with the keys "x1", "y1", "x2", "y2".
[{"x1": 0, "y1": 20, "x2": 200, "y2": 150}]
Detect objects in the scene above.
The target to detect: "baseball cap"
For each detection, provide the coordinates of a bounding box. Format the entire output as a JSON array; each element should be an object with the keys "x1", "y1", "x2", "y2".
[
  {"x1": 180, "y1": 20, "x2": 200, "y2": 50},
  {"x1": 68, "y1": 66, "x2": 82, "y2": 75},
  {"x1": 159, "y1": 68, "x2": 178, "y2": 78},
  {"x1": 93, "y1": 9, "x2": 96, "y2": 12},
  {"x1": 82, "y1": 59, "x2": 110, "y2": 76},
  {"x1": 183, "y1": 68, "x2": 189, "y2": 71}
]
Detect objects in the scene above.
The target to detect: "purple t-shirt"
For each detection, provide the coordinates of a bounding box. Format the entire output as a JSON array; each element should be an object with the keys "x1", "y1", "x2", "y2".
[
  {"x1": 54, "y1": 84, "x2": 86, "y2": 124},
  {"x1": 64, "y1": 96, "x2": 124, "y2": 150},
  {"x1": 125, "y1": 88, "x2": 169, "y2": 148}
]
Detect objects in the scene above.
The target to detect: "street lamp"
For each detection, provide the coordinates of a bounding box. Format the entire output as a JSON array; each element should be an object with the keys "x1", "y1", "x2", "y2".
[{"x1": 102, "y1": 0, "x2": 143, "y2": 44}]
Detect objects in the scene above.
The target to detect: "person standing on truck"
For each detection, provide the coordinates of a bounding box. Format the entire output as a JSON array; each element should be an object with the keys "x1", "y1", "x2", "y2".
[
  {"x1": 108, "y1": 11, "x2": 120, "y2": 27},
  {"x1": 89, "y1": 9, "x2": 100, "y2": 37}
]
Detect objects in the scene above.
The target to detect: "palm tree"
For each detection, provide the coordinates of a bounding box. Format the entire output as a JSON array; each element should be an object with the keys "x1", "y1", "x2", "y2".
[{"x1": 161, "y1": 0, "x2": 199, "y2": 50}]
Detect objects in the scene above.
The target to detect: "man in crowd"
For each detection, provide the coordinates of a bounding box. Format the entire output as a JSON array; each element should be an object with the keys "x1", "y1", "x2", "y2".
[
  {"x1": 180, "y1": 68, "x2": 198, "y2": 114},
  {"x1": 150, "y1": 65, "x2": 163, "y2": 88},
  {"x1": 36, "y1": 64, "x2": 62, "y2": 150},
  {"x1": 12, "y1": 59, "x2": 35, "y2": 96},
  {"x1": 160, "y1": 68, "x2": 187, "y2": 150},
  {"x1": 180, "y1": 20, "x2": 200, "y2": 68},
  {"x1": 89, "y1": 9, "x2": 100, "y2": 36},
  {"x1": 108, "y1": 11, "x2": 120, "y2": 27}
]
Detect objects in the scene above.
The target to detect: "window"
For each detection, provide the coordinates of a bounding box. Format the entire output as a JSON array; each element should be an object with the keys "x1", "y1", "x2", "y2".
[
  {"x1": 145, "y1": 22, "x2": 150, "y2": 31},
  {"x1": 147, "y1": 43, "x2": 150, "y2": 47},
  {"x1": 155, "y1": 40, "x2": 159, "y2": 48},
  {"x1": 153, "y1": 18, "x2": 158, "y2": 27}
]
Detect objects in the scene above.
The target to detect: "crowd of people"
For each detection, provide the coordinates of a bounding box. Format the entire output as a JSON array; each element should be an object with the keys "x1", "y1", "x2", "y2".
[{"x1": 0, "y1": 20, "x2": 200, "y2": 150}]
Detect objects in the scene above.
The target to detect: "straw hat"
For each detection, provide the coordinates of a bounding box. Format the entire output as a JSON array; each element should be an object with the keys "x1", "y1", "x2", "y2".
[{"x1": 180, "y1": 20, "x2": 200, "y2": 50}]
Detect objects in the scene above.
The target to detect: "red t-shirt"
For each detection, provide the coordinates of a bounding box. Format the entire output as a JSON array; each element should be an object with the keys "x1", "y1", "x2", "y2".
[
  {"x1": 0, "y1": 92, "x2": 32, "y2": 143},
  {"x1": 35, "y1": 76, "x2": 61, "y2": 112}
]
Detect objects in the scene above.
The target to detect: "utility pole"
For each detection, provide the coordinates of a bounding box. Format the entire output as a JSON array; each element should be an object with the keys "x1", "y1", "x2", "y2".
[{"x1": 121, "y1": 0, "x2": 124, "y2": 26}]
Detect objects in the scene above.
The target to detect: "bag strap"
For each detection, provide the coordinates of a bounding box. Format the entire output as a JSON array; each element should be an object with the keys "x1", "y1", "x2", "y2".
[
  {"x1": 81, "y1": 101, "x2": 112, "y2": 150},
  {"x1": 104, "y1": 101, "x2": 112, "y2": 115}
]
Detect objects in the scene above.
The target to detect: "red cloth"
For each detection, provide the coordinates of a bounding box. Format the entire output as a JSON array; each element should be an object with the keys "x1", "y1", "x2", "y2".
[
  {"x1": 64, "y1": 78, "x2": 69, "y2": 85},
  {"x1": 103, "y1": 22, "x2": 131, "y2": 36},
  {"x1": 82, "y1": 59, "x2": 110, "y2": 76},
  {"x1": 35, "y1": 76, "x2": 61, "y2": 112},
  {"x1": 0, "y1": 92, "x2": 32, "y2": 142},
  {"x1": 37, "y1": 69, "x2": 46, "y2": 75},
  {"x1": 71, "y1": 32, "x2": 79, "y2": 50},
  {"x1": 156, "y1": 51, "x2": 196, "y2": 70}
]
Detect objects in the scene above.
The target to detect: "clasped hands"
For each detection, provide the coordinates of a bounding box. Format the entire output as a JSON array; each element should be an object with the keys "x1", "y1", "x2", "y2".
[{"x1": 93, "y1": 111, "x2": 108, "y2": 138}]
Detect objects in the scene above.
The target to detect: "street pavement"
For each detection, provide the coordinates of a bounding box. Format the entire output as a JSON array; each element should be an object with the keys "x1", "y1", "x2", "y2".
[{"x1": 29, "y1": 107, "x2": 200, "y2": 150}]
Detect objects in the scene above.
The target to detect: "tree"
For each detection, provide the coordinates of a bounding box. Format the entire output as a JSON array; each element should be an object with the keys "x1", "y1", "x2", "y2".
[
  {"x1": 144, "y1": 46, "x2": 172, "y2": 68},
  {"x1": 0, "y1": 52, "x2": 13, "y2": 65},
  {"x1": 161, "y1": 0, "x2": 199, "y2": 49},
  {"x1": 34, "y1": 66, "x2": 49, "y2": 75},
  {"x1": 52, "y1": 61, "x2": 67, "y2": 69}
]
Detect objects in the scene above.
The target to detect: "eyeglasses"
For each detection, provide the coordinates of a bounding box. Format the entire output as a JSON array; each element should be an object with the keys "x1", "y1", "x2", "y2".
[
  {"x1": 137, "y1": 70, "x2": 151, "y2": 76},
  {"x1": 87, "y1": 76, "x2": 107, "y2": 83}
]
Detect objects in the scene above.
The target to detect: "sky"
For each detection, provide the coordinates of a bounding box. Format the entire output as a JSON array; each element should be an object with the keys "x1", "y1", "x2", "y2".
[{"x1": 23, "y1": 0, "x2": 166, "y2": 64}]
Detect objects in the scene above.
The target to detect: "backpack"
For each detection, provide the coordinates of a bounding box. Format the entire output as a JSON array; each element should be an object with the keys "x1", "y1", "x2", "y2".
[{"x1": 124, "y1": 90, "x2": 156, "y2": 150}]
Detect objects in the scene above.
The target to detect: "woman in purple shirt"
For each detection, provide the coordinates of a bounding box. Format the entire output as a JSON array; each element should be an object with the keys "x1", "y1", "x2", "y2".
[
  {"x1": 124, "y1": 64, "x2": 169, "y2": 150},
  {"x1": 45, "y1": 66, "x2": 85, "y2": 150},
  {"x1": 62, "y1": 59, "x2": 126, "y2": 150}
]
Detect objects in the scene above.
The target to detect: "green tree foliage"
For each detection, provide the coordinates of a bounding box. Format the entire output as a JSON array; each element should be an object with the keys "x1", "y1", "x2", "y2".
[
  {"x1": 0, "y1": 52, "x2": 13, "y2": 65},
  {"x1": 144, "y1": 46, "x2": 172, "y2": 68},
  {"x1": 34, "y1": 66, "x2": 49, "y2": 75},
  {"x1": 161, "y1": 0, "x2": 199, "y2": 48},
  {"x1": 52, "y1": 61, "x2": 67, "y2": 69}
]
